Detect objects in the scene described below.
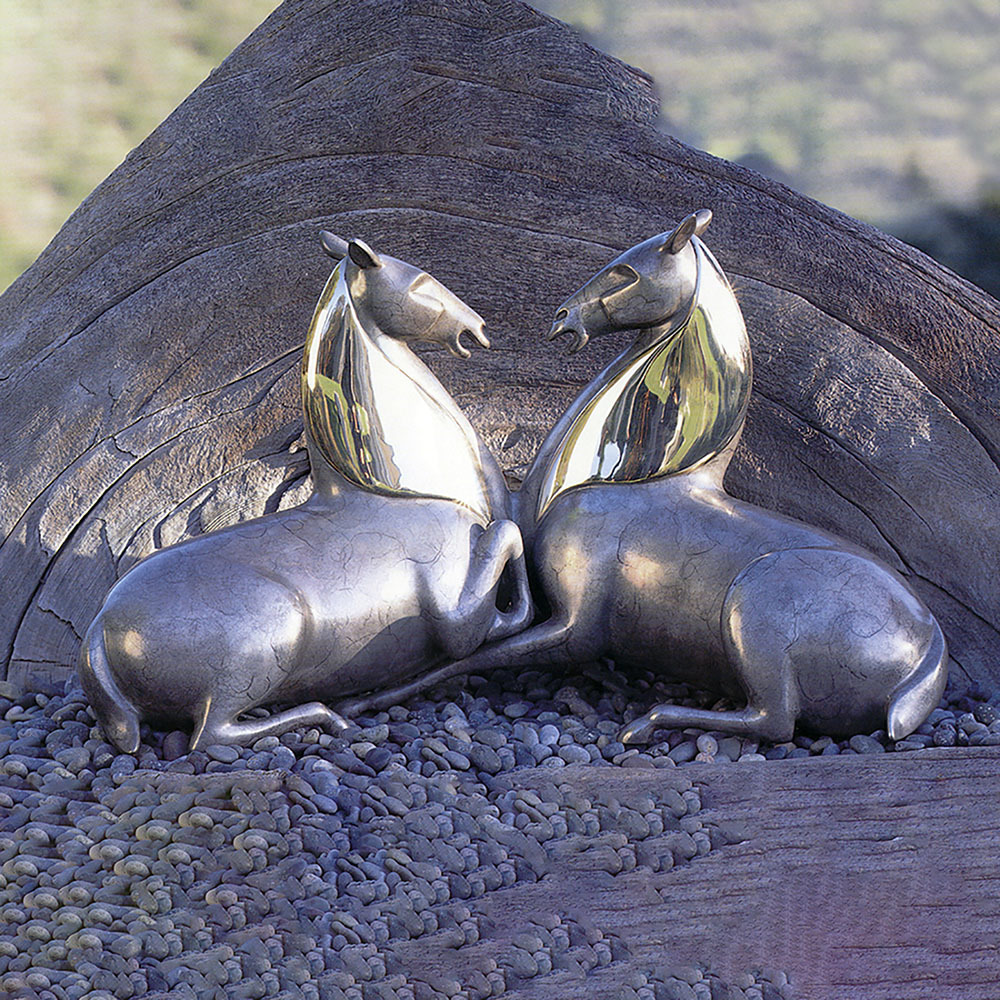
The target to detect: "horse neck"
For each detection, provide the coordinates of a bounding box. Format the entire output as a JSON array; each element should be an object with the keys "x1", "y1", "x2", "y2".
[
  {"x1": 517, "y1": 344, "x2": 631, "y2": 521},
  {"x1": 527, "y1": 241, "x2": 751, "y2": 522},
  {"x1": 301, "y1": 265, "x2": 493, "y2": 521}
]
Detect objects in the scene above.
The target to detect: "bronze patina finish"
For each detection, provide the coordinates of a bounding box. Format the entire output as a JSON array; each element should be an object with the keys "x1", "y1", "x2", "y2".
[{"x1": 79, "y1": 235, "x2": 532, "y2": 752}]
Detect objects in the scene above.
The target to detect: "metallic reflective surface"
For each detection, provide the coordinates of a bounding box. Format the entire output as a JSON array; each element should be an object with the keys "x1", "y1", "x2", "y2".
[
  {"x1": 371, "y1": 211, "x2": 948, "y2": 744},
  {"x1": 303, "y1": 241, "x2": 494, "y2": 521},
  {"x1": 79, "y1": 235, "x2": 532, "y2": 752},
  {"x1": 536, "y1": 235, "x2": 751, "y2": 519}
]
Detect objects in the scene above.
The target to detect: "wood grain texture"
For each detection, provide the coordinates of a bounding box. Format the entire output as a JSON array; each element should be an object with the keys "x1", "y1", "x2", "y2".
[
  {"x1": 1, "y1": 0, "x2": 999, "y2": 691},
  {"x1": 394, "y1": 752, "x2": 1000, "y2": 999}
]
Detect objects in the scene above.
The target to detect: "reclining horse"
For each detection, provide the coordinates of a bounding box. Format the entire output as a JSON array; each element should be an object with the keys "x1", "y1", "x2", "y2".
[
  {"x1": 80, "y1": 233, "x2": 532, "y2": 751},
  {"x1": 344, "y1": 211, "x2": 947, "y2": 744}
]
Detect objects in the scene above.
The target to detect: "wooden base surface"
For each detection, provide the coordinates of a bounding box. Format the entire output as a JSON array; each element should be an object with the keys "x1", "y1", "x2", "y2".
[{"x1": 393, "y1": 750, "x2": 1000, "y2": 999}]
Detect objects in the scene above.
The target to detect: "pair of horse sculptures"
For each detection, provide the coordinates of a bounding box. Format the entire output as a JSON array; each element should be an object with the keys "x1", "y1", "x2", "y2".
[{"x1": 80, "y1": 211, "x2": 948, "y2": 755}]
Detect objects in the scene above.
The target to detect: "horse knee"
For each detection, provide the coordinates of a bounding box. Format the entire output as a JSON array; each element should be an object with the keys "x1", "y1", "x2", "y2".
[{"x1": 478, "y1": 518, "x2": 523, "y2": 562}]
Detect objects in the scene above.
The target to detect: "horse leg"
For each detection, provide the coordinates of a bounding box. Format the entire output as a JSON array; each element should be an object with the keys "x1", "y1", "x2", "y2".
[
  {"x1": 334, "y1": 614, "x2": 581, "y2": 717},
  {"x1": 432, "y1": 518, "x2": 530, "y2": 659},
  {"x1": 190, "y1": 699, "x2": 350, "y2": 750},
  {"x1": 621, "y1": 556, "x2": 800, "y2": 746},
  {"x1": 619, "y1": 676, "x2": 797, "y2": 744},
  {"x1": 336, "y1": 515, "x2": 609, "y2": 717},
  {"x1": 619, "y1": 704, "x2": 780, "y2": 745},
  {"x1": 488, "y1": 550, "x2": 534, "y2": 642}
]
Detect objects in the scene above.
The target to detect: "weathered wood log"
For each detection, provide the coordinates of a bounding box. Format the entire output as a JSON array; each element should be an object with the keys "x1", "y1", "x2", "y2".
[
  {"x1": 442, "y1": 752, "x2": 1000, "y2": 1000},
  {"x1": 1, "y1": 0, "x2": 999, "y2": 693}
]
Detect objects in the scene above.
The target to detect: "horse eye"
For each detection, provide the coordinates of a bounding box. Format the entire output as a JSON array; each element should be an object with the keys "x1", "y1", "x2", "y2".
[
  {"x1": 602, "y1": 264, "x2": 640, "y2": 299},
  {"x1": 606, "y1": 263, "x2": 640, "y2": 286},
  {"x1": 408, "y1": 274, "x2": 443, "y2": 308}
]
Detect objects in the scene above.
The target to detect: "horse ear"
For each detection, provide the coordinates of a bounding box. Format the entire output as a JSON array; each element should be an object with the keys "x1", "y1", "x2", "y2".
[
  {"x1": 662, "y1": 211, "x2": 705, "y2": 254},
  {"x1": 693, "y1": 208, "x2": 712, "y2": 236},
  {"x1": 320, "y1": 231, "x2": 349, "y2": 259},
  {"x1": 348, "y1": 239, "x2": 383, "y2": 269}
]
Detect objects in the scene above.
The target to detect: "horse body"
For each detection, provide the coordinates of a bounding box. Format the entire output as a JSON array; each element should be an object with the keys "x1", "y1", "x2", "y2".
[
  {"x1": 374, "y1": 211, "x2": 947, "y2": 743},
  {"x1": 86, "y1": 492, "x2": 517, "y2": 735},
  {"x1": 529, "y1": 470, "x2": 941, "y2": 741},
  {"x1": 81, "y1": 235, "x2": 531, "y2": 752}
]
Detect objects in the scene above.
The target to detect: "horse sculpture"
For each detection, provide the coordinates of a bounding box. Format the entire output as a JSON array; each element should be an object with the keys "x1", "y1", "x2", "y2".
[
  {"x1": 80, "y1": 233, "x2": 532, "y2": 752},
  {"x1": 346, "y1": 211, "x2": 948, "y2": 745}
]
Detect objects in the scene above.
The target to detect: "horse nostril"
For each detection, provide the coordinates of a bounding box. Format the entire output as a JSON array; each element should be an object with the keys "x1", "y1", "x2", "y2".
[{"x1": 555, "y1": 308, "x2": 568, "y2": 321}]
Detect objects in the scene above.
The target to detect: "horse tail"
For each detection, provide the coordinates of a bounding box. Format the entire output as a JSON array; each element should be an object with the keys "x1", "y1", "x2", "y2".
[
  {"x1": 886, "y1": 619, "x2": 948, "y2": 741},
  {"x1": 78, "y1": 619, "x2": 141, "y2": 753}
]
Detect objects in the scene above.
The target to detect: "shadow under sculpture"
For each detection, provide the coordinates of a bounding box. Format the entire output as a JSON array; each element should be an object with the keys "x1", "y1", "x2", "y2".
[
  {"x1": 344, "y1": 210, "x2": 948, "y2": 745},
  {"x1": 79, "y1": 234, "x2": 532, "y2": 752}
]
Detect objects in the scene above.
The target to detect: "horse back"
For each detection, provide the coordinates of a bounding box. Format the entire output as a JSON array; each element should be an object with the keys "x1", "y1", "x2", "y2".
[
  {"x1": 98, "y1": 495, "x2": 486, "y2": 712},
  {"x1": 532, "y1": 477, "x2": 870, "y2": 687}
]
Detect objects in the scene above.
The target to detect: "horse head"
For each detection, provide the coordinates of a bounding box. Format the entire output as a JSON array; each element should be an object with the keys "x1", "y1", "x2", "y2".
[
  {"x1": 320, "y1": 232, "x2": 488, "y2": 358},
  {"x1": 305, "y1": 232, "x2": 502, "y2": 518},
  {"x1": 548, "y1": 209, "x2": 713, "y2": 352}
]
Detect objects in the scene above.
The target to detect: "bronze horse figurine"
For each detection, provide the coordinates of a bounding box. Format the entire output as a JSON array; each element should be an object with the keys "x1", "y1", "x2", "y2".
[
  {"x1": 344, "y1": 211, "x2": 948, "y2": 745},
  {"x1": 80, "y1": 234, "x2": 532, "y2": 751}
]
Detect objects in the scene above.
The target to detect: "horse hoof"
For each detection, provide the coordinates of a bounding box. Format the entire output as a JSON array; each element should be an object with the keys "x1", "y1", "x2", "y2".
[
  {"x1": 619, "y1": 718, "x2": 653, "y2": 745},
  {"x1": 321, "y1": 708, "x2": 353, "y2": 734}
]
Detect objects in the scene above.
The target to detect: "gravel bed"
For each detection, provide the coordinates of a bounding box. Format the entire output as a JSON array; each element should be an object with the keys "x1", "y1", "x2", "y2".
[{"x1": 0, "y1": 659, "x2": 993, "y2": 1000}]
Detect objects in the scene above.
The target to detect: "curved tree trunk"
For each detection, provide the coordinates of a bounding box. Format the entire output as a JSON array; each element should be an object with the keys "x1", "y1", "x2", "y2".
[{"x1": 1, "y1": 0, "x2": 998, "y2": 693}]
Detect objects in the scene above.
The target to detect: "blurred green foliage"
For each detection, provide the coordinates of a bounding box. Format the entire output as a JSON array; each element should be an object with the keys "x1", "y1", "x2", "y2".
[
  {"x1": 1, "y1": 0, "x2": 998, "y2": 296},
  {"x1": 535, "y1": 0, "x2": 1000, "y2": 296},
  {"x1": 535, "y1": 0, "x2": 999, "y2": 217},
  {"x1": 0, "y1": 0, "x2": 279, "y2": 292}
]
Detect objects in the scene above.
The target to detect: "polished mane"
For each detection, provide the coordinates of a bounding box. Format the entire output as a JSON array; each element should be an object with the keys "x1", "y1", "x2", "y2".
[
  {"x1": 536, "y1": 240, "x2": 751, "y2": 518},
  {"x1": 302, "y1": 259, "x2": 492, "y2": 521}
]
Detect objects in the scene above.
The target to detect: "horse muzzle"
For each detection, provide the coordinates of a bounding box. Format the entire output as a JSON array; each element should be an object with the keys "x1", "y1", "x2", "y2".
[
  {"x1": 423, "y1": 307, "x2": 489, "y2": 359},
  {"x1": 446, "y1": 321, "x2": 490, "y2": 359},
  {"x1": 547, "y1": 308, "x2": 590, "y2": 354}
]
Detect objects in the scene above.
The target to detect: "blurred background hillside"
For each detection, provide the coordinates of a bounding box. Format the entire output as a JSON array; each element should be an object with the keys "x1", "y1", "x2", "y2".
[
  {"x1": 0, "y1": 0, "x2": 278, "y2": 292},
  {"x1": 1, "y1": 0, "x2": 998, "y2": 296}
]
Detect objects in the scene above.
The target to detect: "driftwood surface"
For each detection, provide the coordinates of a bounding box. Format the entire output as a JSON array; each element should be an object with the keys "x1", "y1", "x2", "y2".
[
  {"x1": 1, "y1": 4, "x2": 999, "y2": 996},
  {"x1": 466, "y1": 751, "x2": 1000, "y2": 1000},
  {"x1": 1, "y1": 0, "x2": 1000, "y2": 694}
]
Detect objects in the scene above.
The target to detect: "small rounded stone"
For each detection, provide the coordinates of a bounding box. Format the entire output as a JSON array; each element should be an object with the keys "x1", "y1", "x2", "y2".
[
  {"x1": 503, "y1": 702, "x2": 531, "y2": 720},
  {"x1": 974, "y1": 703, "x2": 999, "y2": 725},
  {"x1": 539, "y1": 724, "x2": 560, "y2": 746},
  {"x1": 668, "y1": 742, "x2": 697, "y2": 764},
  {"x1": 848, "y1": 734, "x2": 885, "y2": 755},
  {"x1": 206, "y1": 744, "x2": 239, "y2": 764},
  {"x1": 558, "y1": 745, "x2": 590, "y2": 764},
  {"x1": 932, "y1": 725, "x2": 958, "y2": 747}
]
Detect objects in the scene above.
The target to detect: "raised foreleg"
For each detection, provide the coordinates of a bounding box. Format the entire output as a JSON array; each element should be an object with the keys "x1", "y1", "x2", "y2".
[
  {"x1": 489, "y1": 549, "x2": 534, "y2": 641},
  {"x1": 336, "y1": 507, "x2": 611, "y2": 717},
  {"x1": 429, "y1": 518, "x2": 532, "y2": 660}
]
